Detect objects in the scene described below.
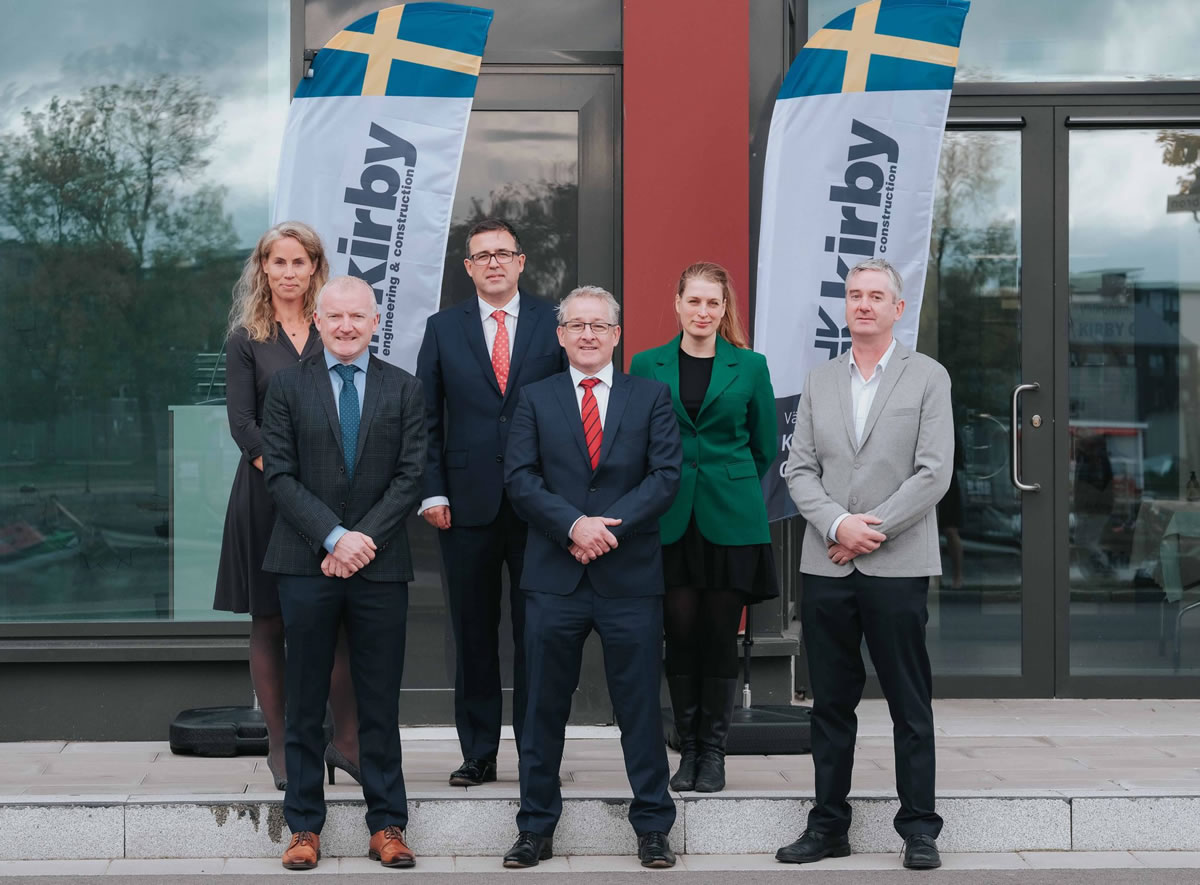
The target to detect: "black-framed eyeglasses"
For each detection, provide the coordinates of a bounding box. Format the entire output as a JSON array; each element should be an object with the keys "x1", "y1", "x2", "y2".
[
  {"x1": 559, "y1": 321, "x2": 615, "y2": 335},
  {"x1": 468, "y1": 249, "x2": 521, "y2": 266}
]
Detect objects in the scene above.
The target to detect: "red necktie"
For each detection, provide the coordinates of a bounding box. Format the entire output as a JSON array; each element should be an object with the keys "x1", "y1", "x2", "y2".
[
  {"x1": 490, "y1": 309, "x2": 510, "y2": 394},
  {"x1": 580, "y1": 377, "x2": 602, "y2": 470}
]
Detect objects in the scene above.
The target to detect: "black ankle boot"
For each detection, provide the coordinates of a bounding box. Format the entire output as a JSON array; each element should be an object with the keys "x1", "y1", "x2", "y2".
[
  {"x1": 694, "y1": 677, "x2": 738, "y2": 792},
  {"x1": 666, "y1": 674, "x2": 701, "y2": 791}
]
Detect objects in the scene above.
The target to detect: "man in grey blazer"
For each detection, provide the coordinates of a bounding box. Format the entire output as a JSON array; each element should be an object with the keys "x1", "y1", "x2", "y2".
[
  {"x1": 777, "y1": 258, "x2": 953, "y2": 871},
  {"x1": 262, "y1": 276, "x2": 425, "y2": 871}
]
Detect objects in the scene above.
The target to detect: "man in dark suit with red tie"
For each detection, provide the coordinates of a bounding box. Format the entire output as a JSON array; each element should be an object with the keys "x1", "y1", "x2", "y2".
[
  {"x1": 500, "y1": 286, "x2": 682, "y2": 869},
  {"x1": 416, "y1": 219, "x2": 565, "y2": 786}
]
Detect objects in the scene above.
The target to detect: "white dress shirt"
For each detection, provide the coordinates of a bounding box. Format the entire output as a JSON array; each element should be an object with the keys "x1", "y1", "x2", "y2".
[
  {"x1": 568, "y1": 361, "x2": 613, "y2": 428},
  {"x1": 417, "y1": 291, "x2": 521, "y2": 516},
  {"x1": 479, "y1": 290, "x2": 519, "y2": 358},
  {"x1": 567, "y1": 361, "x2": 614, "y2": 540},
  {"x1": 828, "y1": 337, "x2": 897, "y2": 543}
]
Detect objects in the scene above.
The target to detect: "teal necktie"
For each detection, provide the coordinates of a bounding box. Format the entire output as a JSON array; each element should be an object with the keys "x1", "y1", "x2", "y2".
[{"x1": 333, "y1": 363, "x2": 360, "y2": 481}]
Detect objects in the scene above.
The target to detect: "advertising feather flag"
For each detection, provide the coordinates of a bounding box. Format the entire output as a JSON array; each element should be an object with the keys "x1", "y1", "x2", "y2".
[
  {"x1": 754, "y1": 0, "x2": 970, "y2": 518},
  {"x1": 274, "y1": 3, "x2": 493, "y2": 371}
]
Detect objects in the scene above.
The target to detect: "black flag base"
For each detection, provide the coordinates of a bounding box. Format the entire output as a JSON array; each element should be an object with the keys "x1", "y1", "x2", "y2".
[
  {"x1": 662, "y1": 702, "x2": 812, "y2": 757},
  {"x1": 169, "y1": 706, "x2": 269, "y2": 757},
  {"x1": 662, "y1": 605, "x2": 812, "y2": 757}
]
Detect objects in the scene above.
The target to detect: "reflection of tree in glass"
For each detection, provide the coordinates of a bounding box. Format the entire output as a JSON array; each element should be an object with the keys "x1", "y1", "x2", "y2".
[
  {"x1": 0, "y1": 75, "x2": 237, "y2": 463},
  {"x1": 441, "y1": 179, "x2": 578, "y2": 309},
  {"x1": 1158, "y1": 130, "x2": 1200, "y2": 218},
  {"x1": 926, "y1": 133, "x2": 1019, "y2": 413}
]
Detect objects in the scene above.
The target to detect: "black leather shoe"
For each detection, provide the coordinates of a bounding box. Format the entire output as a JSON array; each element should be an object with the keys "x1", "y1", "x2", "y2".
[
  {"x1": 902, "y1": 834, "x2": 941, "y2": 869},
  {"x1": 775, "y1": 829, "x2": 851, "y2": 864},
  {"x1": 637, "y1": 831, "x2": 676, "y2": 868},
  {"x1": 449, "y1": 758, "x2": 497, "y2": 786},
  {"x1": 503, "y1": 832, "x2": 552, "y2": 868}
]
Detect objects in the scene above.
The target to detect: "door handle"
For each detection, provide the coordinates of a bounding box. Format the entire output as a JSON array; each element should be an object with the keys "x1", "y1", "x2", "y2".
[{"x1": 1011, "y1": 382, "x2": 1040, "y2": 492}]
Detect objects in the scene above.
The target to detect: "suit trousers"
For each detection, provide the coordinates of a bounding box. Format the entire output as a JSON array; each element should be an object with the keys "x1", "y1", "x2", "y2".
[
  {"x1": 278, "y1": 573, "x2": 409, "y2": 834},
  {"x1": 800, "y1": 570, "x2": 942, "y2": 839},
  {"x1": 440, "y1": 495, "x2": 528, "y2": 762},
  {"x1": 517, "y1": 575, "x2": 675, "y2": 837}
]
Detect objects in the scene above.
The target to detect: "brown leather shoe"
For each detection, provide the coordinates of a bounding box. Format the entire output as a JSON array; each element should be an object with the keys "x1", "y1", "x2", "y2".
[
  {"x1": 281, "y1": 831, "x2": 320, "y2": 870},
  {"x1": 369, "y1": 825, "x2": 416, "y2": 868}
]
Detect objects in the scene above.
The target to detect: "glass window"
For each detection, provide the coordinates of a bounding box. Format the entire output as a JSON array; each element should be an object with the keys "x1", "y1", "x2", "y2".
[
  {"x1": 807, "y1": 0, "x2": 1200, "y2": 83},
  {"x1": 1068, "y1": 125, "x2": 1200, "y2": 675},
  {"x1": 0, "y1": 0, "x2": 291, "y2": 621},
  {"x1": 307, "y1": 0, "x2": 621, "y2": 57}
]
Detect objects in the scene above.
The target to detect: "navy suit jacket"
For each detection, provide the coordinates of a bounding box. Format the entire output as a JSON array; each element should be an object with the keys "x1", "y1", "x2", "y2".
[
  {"x1": 503, "y1": 369, "x2": 682, "y2": 597},
  {"x1": 416, "y1": 292, "x2": 565, "y2": 526},
  {"x1": 260, "y1": 353, "x2": 426, "y2": 582}
]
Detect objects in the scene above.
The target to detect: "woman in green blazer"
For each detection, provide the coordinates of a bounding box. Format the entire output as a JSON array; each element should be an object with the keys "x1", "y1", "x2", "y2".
[{"x1": 629, "y1": 262, "x2": 778, "y2": 793}]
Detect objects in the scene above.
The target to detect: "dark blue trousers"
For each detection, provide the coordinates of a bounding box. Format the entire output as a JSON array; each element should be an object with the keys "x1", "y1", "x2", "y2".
[
  {"x1": 278, "y1": 573, "x2": 408, "y2": 835},
  {"x1": 439, "y1": 495, "x2": 528, "y2": 762},
  {"x1": 516, "y1": 576, "x2": 675, "y2": 837},
  {"x1": 801, "y1": 570, "x2": 942, "y2": 839}
]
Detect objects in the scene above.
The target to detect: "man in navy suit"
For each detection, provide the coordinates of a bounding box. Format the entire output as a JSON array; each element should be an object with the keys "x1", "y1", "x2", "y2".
[
  {"x1": 261, "y1": 276, "x2": 425, "y2": 871},
  {"x1": 416, "y1": 219, "x2": 565, "y2": 786},
  {"x1": 500, "y1": 286, "x2": 682, "y2": 869}
]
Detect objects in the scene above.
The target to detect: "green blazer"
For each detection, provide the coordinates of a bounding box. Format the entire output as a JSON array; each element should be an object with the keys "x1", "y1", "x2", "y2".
[{"x1": 629, "y1": 334, "x2": 777, "y2": 546}]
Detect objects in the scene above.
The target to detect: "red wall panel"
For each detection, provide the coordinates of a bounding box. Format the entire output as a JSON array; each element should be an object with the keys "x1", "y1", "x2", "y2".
[{"x1": 622, "y1": 0, "x2": 750, "y2": 366}]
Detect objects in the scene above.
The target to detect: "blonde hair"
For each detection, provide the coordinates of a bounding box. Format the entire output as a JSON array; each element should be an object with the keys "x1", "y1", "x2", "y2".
[
  {"x1": 676, "y1": 262, "x2": 748, "y2": 349},
  {"x1": 229, "y1": 221, "x2": 330, "y2": 342}
]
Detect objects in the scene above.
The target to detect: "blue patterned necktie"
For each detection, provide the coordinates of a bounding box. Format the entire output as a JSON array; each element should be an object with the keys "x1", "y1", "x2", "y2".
[{"x1": 333, "y1": 363, "x2": 360, "y2": 481}]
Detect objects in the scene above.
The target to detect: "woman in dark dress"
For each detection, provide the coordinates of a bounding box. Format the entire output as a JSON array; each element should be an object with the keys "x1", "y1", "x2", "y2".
[
  {"x1": 214, "y1": 221, "x2": 359, "y2": 790},
  {"x1": 629, "y1": 262, "x2": 779, "y2": 793}
]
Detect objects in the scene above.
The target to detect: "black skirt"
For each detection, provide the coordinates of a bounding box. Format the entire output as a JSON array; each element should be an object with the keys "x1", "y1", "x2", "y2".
[
  {"x1": 662, "y1": 516, "x2": 780, "y2": 601},
  {"x1": 212, "y1": 458, "x2": 280, "y2": 617}
]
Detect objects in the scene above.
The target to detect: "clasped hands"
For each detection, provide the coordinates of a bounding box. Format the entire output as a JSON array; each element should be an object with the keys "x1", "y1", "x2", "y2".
[
  {"x1": 568, "y1": 515, "x2": 622, "y2": 564},
  {"x1": 321, "y1": 530, "x2": 376, "y2": 578},
  {"x1": 828, "y1": 513, "x2": 886, "y2": 566}
]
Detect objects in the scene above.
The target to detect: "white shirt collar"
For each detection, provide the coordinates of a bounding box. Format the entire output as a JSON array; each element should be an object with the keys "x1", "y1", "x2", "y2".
[
  {"x1": 848, "y1": 337, "x2": 897, "y2": 380},
  {"x1": 478, "y1": 291, "x2": 521, "y2": 321},
  {"x1": 569, "y1": 361, "x2": 614, "y2": 389}
]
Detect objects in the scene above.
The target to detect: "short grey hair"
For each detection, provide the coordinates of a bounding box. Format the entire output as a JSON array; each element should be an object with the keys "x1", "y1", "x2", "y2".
[
  {"x1": 846, "y1": 258, "x2": 903, "y2": 302},
  {"x1": 556, "y1": 285, "x2": 620, "y2": 326},
  {"x1": 315, "y1": 275, "x2": 381, "y2": 315}
]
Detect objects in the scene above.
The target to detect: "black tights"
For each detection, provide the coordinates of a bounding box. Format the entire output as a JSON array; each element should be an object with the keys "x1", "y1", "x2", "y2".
[
  {"x1": 250, "y1": 615, "x2": 358, "y2": 772},
  {"x1": 663, "y1": 585, "x2": 745, "y2": 680}
]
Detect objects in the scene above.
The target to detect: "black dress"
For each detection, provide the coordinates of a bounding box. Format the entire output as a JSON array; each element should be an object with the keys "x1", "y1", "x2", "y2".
[
  {"x1": 662, "y1": 349, "x2": 780, "y2": 601},
  {"x1": 213, "y1": 324, "x2": 321, "y2": 616}
]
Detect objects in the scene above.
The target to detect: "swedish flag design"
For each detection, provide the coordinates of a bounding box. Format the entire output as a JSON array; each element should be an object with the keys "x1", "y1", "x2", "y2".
[
  {"x1": 753, "y1": 0, "x2": 969, "y2": 520},
  {"x1": 781, "y1": 0, "x2": 967, "y2": 98},
  {"x1": 274, "y1": 3, "x2": 492, "y2": 374},
  {"x1": 297, "y1": 3, "x2": 491, "y2": 99}
]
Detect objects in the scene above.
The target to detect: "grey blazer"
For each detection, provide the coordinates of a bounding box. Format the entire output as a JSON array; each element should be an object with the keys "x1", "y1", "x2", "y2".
[
  {"x1": 784, "y1": 341, "x2": 953, "y2": 578},
  {"x1": 261, "y1": 353, "x2": 426, "y2": 582}
]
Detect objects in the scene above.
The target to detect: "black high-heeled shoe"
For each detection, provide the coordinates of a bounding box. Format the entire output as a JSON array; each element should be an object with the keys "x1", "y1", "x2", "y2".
[
  {"x1": 267, "y1": 754, "x2": 287, "y2": 791},
  {"x1": 324, "y1": 743, "x2": 361, "y2": 785}
]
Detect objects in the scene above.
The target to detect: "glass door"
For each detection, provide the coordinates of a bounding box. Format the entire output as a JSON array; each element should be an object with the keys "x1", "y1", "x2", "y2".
[
  {"x1": 908, "y1": 107, "x2": 1057, "y2": 696},
  {"x1": 1057, "y1": 107, "x2": 1200, "y2": 696}
]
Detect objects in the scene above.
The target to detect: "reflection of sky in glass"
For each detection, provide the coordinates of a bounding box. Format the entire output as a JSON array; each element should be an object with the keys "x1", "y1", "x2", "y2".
[
  {"x1": 0, "y1": 0, "x2": 290, "y2": 247},
  {"x1": 1070, "y1": 130, "x2": 1200, "y2": 286},
  {"x1": 454, "y1": 111, "x2": 578, "y2": 219},
  {"x1": 808, "y1": 0, "x2": 1200, "y2": 82}
]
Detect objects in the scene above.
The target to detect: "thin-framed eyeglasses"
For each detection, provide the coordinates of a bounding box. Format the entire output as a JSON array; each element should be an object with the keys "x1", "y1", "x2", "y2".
[
  {"x1": 559, "y1": 321, "x2": 615, "y2": 335},
  {"x1": 468, "y1": 249, "x2": 521, "y2": 266}
]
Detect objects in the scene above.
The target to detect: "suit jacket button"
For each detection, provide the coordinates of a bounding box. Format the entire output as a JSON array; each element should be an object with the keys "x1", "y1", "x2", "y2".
[
  {"x1": 339, "y1": 466, "x2": 344, "y2": 473},
  {"x1": 690, "y1": 461, "x2": 697, "y2": 468},
  {"x1": 849, "y1": 496, "x2": 858, "y2": 505},
  {"x1": 496, "y1": 455, "x2": 503, "y2": 463},
  {"x1": 589, "y1": 486, "x2": 597, "y2": 493},
  {"x1": 499, "y1": 416, "x2": 507, "y2": 423},
  {"x1": 854, "y1": 461, "x2": 862, "y2": 469}
]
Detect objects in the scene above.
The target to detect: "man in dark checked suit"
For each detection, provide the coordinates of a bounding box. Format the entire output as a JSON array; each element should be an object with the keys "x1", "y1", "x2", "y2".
[
  {"x1": 261, "y1": 276, "x2": 425, "y2": 871},
  {"x1": 416, "y1": 218, "x2": 565, "y2": 786},
  {"x1": 500, "y1": 286, "x2": 682, "y2": 869}
]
